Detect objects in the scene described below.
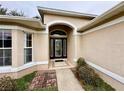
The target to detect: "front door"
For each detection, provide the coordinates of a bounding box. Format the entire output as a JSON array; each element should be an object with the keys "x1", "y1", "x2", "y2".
[{"x1": 50, "y1": 38, "x2": 67, "y2": 59}]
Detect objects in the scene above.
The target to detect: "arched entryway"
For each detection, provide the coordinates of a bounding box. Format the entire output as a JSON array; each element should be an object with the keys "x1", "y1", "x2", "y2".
[{"x1": 48, "y1": 22, "x2": 76, "y2": 68}]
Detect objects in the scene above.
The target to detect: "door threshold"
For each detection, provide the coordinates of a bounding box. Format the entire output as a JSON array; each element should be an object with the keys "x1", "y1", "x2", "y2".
[{"x1": 50, "y1": 58, "x2": 67, "y2": 62}]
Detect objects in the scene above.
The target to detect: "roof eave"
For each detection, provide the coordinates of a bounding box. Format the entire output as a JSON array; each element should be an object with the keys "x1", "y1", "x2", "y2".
[
  {"x1": 0, "y1": 15, "x2": 45, "y2": 31},
  {"x1": 37, "y1": 6, "x2": 97, "y2": 19},
  {"x1": 78, "y1": 2, "x2": 124, "y2": 32}
]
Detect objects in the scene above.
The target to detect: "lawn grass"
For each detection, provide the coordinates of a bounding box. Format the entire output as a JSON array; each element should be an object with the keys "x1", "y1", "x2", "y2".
[
  {"x1": 15, "y1": 71, "x2": 58, "y2": 91},
  {"x1": 15, "y1": 71, "x2": 36, "y2": 91}
]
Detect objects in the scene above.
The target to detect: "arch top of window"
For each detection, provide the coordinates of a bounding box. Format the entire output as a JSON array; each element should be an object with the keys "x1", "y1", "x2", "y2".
[{"x1": 50, "y1": 30, "x2": 67, "y2": 37}]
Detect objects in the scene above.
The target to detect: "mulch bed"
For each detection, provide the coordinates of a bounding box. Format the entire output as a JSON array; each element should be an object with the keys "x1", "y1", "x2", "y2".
[
  {"x1": 29, "y1": 70, "x2": 58, "y2": 90},
  {"x1": 71, "y1": 68, "x2": 80, "y2": 82}
]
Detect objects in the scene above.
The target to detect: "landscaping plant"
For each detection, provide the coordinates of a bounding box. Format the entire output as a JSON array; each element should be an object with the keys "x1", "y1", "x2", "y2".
[
  {"x1": 77, "y1": 57, "x2": 87, "y2": 68},
  {"x1": 0, "y1": 76, "x2": 17, "y2": 91},
  {"x1": 76, "y1": 57, "x2": 115, "y2": 91}
]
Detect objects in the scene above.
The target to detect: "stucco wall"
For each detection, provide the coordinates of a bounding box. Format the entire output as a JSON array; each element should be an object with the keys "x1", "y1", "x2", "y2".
[
  {"x1": 0, "y1": 25, "x2": 48, "y2": 78},
  {"x1": 12, "y1": 28, "x2": 49, "y2": 67},
  {"x1": 0, "y1": 64, "x2": 48, "y2": 79},
  {"x1": 44, "y1": 14, "x2": 91, "y2": 29},
  {"x1": 81, "y1": 21, "x2": 124, "y2": 77},
  {"x1": 67, "y1": 29, "x2": 75, "y2": 63},
  {"x1": 12, "y1": 29, "x2": 24, "y2": 67},
  {"x1": 33, "y1": 33, "x2": 49, "y2": 62},
  {"x1": 80, "y1": 18, "x2": 124, "y2": 90}
]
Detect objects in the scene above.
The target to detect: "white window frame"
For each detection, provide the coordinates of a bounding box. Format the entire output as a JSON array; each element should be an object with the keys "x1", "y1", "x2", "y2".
[
  {"x1": 24, "y1": 33, "x2": 32, "y2": 64},
  {"x1": 0, "y1": 30, "x2": 12, "y2": 66}
]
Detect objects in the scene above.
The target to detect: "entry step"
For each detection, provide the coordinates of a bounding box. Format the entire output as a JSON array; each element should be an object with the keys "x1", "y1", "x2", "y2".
[{"x1": 55, "y1": 62, "x2": 67, "y2": 67}]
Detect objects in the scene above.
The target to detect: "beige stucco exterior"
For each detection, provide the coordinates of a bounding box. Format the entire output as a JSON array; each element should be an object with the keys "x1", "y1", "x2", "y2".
[
  {"x1": 0, "y1": 3, "x2": 124, "y2": 90},
  {"x1": 81, "y1": 20, "x2": 124, "y2": 77},
  {"x1": 33, "y1": 33, "x2": 49, "y2": 62},
  {"x1": 80, "y1": 16, "x2": 124, "y2": 90},
  {"x1": 12, "y1": 29, "x2": 24, "y2": 67},
  {"x1": 0, "y1": 25, "x2": 49, "y2": 79},
  {"x1": 44, "y1": 13, "x2": 91, "y2": 64},
  {"x1": 44, "y1": 14, "x2": 91, "y2": 29}
]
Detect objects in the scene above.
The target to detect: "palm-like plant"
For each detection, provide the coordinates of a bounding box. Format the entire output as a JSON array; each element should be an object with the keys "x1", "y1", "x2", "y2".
[
  {"x1": 0, "y1": 4, "x2": 7, "y2": 15},
  {"x1": 0, "y1": 4, "x2": 25, "y2": 17},
  {"x1": 8, "y1": 10, "x2": 25, "y2": 16}
]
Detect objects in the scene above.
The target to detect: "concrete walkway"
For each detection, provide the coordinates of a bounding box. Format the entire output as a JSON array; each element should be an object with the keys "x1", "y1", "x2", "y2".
[{"x1": 56, "y1": 68, "x2": 84, "y2": 91}]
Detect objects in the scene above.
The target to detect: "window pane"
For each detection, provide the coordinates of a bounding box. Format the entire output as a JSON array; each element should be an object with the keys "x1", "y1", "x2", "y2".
[
  {"x1": 24, "y1": 48, "x2": 32, "y2": 63},
  {"x1": 4, "y1": 32, "x2": 11, "y2": 40},
  {"x1": 50, "y1": 39, "x2": 53, "y2": 57},
  {"x1": 0, "y1": 40, "x2": 3, "y2": 48},
  {"x1": 0, "y1": 32, "x2": 2, "y2": 40},
  {"x1": 0, "y1": 58, "x2": 3, "y2": 66},
  {"x1": 26, "y1": 41, "x2": 32, "y2": 47},
  {"x1": 26, "y1": 34, "x2": 32, "y2": 41},
  {"x1": 51, "y1": 30, "x2": 66, "y2": 35},
  {"x1": 0, "y1": 50, "x2": 3, "y2": 57},
  {"x1": 28, "y1": 41, "x2": 32, "y2": 47},
  {"x1": 4, "y1": 57, "x2": 11, "y2": 66},
  {"x1": 55, "y1": 39, "x2": 62, "y2": 57},
  {"x1": 25, "y1": 48, "x2": 32, "y2": 55},
  {"x1": 4, "y1": 40, "x2": 11, "y2": 47},
  {"x1": 26, "y1": 33, "x2": 32, "y2": 47},
  {"x1": 26, "y1": 55, "x2": 32, "y2": 63},
  {"x1": 26, "y1": 34, "x2": 29, "y2": 40},
  {"x1": 28, "y1": 34, "x2": 32, "y2": 41},
  {"x1": 63, "y1": 39, "x2": 67, "y2": 57},
  {"x1": 4, "y1": 49, "x2": 11, "y2": 57},
  {"x1": 26, "y1": 41, "x2": 28, "y2": 47},
  {"x1": 25, "y1": 33, "x2": 32, "y2": 63},
  {"x1": 27, "y1": 48, "x2": 32, "y2": 55}
]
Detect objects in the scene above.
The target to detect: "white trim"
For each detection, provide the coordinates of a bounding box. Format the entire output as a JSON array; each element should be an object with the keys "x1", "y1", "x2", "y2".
[
  {"x1": 46, "y1": 20, "x2": 77, "y2": 34},
  {"x1": 36, "y1": 61, "x2": 48, "y2": 65},
  {"x1": 46, "y1": 20, "x2": 77, "y2": 33},
  {"x1": 74, "y1": 35, "x2": 77, "y2": 59},
  {"x1": 73, "y1": 58, "x2": 77, "y2": 62},
  {"x1": 0, "y1": 66, "x2": 12, "y2": 73},
  {"x1": 0, "y1": 61, "x2": 48, "y2": 73},
  {"x1": 86, "y1": 60, "x2": 124, "y2": 84},
  {"x1": 81, "y1": 16, "x2": 124, "y2": 35}
]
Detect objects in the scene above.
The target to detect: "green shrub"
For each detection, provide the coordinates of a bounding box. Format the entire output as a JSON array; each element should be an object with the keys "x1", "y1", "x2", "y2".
[
  {"x1": 0, "y1": 76, "x2": 17, "y2": 91},
  {"x1": 84, "y1": 84, "x2": 94, "y2": 91},
  {"x1": 76, "y1": 57, "x2": 115, "y2": 91},
  {"x1": 78, "y1": 66, "x2": 97, "y2": 86},
  {"x1": 77, "y1": 57, "x2": 87, "y2": 68}
]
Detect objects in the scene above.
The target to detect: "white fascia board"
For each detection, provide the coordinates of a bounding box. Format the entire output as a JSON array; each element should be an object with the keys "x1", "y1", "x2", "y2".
[{"x1": 81, "y1": 16, "x2": 124, "y2": 35}]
